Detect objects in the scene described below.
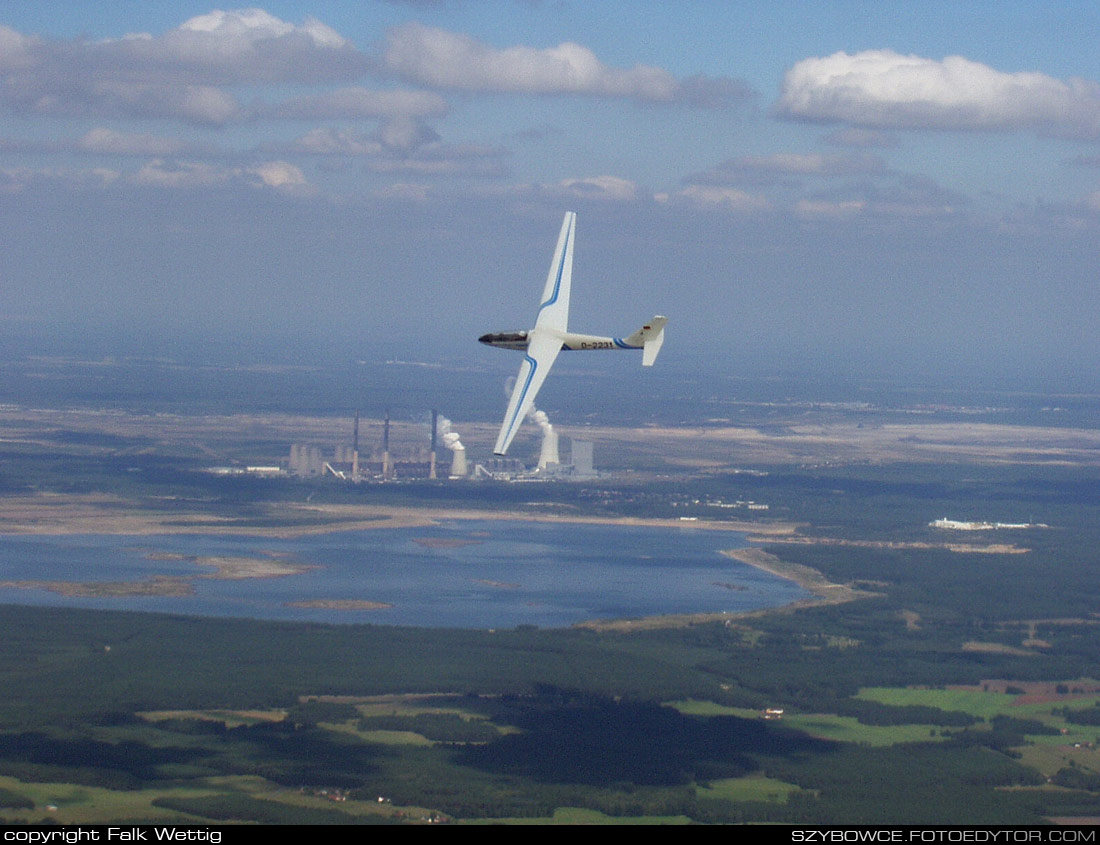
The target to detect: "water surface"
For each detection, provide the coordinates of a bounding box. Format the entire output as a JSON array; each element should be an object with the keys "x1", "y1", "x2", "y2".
[{"x1": 0, "y1": 520, "x2": 806, "y2": 628}]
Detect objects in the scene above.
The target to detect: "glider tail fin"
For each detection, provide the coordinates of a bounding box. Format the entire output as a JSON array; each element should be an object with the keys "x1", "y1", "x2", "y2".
[{"x1": 624, "y1": 316, "x2": 667, "y2": 366}]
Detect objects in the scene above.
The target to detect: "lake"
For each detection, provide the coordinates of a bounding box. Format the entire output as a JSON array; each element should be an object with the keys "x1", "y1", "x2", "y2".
[{"x1": 0, "y1": 520, "x2": 807, "y2": 628}]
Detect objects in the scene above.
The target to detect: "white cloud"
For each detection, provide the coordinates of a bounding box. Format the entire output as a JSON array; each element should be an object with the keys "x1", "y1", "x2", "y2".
[
  {"x1": 794, "y1": 199, "x2": 866, "y2": 219},
  {"x1": 132, "y1": 159, "x2": 229, "y2": 188},
  {"x1": 671, "y1": 184, "x2": 769, "y2": 212},
  {"x1": 172, "y1": 8, "x2": 346, "y2": 49},
  {"x1": 0, "y1": 166, "x2": 120, "y2": 193},
  {"x1": 376, "y1": 115, "x2": 440, "y2": 153},
  {"x1": 130, "y1": 158, "x2": 312, "y2": 192},
  {"x1": 174, "y1": 86, "x2": 242, "y2": 125},
  {"x1": 0, "y1": 156, "x2": 312, "y2": 195},
  {"x1": 777, "y1": 50, "x2": 1100, "y2": 138},
  {"x1": 382, "y1": 23, "x2": 748, "y2": 106},
  {"x1": 554, "y1": 175, "x2": 638, "y2": 201},
  {"x1": 288, "y1": 128, "x2": 384, "y2": 156},
  {"x1": 0, "y1": 10, "x2": 365, "y2": 125},
  {"x1": 250, "y1": 160, "x2": 308, "y2": 189},
  {"x1": 106, "y1": 8, "x2": 359, "y2": 83},
  {"x1": 77, "y1": 128, "x2": 194, "y2": 156},
  {"x1": 280, "y1": 123, "x2": 508, "y2": 179},
  {"x1": 0, "y1": 24, "x2": 36, "y2": 71},
  {"x1": 269, "y1": 87, "x2": 447, "y2": 120}
]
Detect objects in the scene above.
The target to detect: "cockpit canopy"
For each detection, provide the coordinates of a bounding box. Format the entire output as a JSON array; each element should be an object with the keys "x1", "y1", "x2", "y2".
[{"x1": 478, "y1": 331, "x2": 530, "y2": 349}]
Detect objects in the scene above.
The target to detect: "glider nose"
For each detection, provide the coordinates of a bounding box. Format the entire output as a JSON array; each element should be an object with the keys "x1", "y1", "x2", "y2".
[{"x1": 478, "y1": 333, "x2": 493, "y2": 345}]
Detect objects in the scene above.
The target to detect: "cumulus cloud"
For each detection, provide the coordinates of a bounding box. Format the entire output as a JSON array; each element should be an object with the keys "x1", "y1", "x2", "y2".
[
  {"x1": 664, "y1": 184, "x2": 769, "y2": 212},
  {"x1": 554, "y1": 175, "x2": 638, "y2": 201},
  {"x1": 268, "y1": 87, "x2": 447, "y2": 120},
  {"x1": 280, "y1": 121, "x2": 508, "y2": 178},
  {"x1": 77, "y1": 128, "x2": 199, "y2": 157},
  {"x1": 0, "y1": 24, "x2": 36, "y2": 71},
  {"x1": 130, "y1": 158, "x2": 311, "y2": 192},
  {"x1": 103, "y1": 8, "x2": 361, "y2": 83},
  {"x1": 377, "y1": 114, "x2": 441, "y2": 152},
  {"x1": 0, "y1": 165, "x2": 120, "y2": 193},
  {"x1": 777, "y1": 50, "x2": 1100, "y2": 138},
  {"x1": 132, "y1": 159, "x2": 230, "y2": 188},
  {"x1": 287, "y1": 128, "x2": 384, "y2": 157},
  {"x1": 382, "y1": 23, "x2": 749, "y2": 106},
  {"x1": 0, "y1": 10, "x2": 365, "y2": 125},
  {"x1": 0, "y1": 128, "x2": 217, "y2": 157}
]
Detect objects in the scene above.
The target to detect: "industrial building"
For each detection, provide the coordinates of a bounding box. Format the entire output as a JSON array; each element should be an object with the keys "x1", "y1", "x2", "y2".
[{"x1": 285, "y1": 411, "x2": 595, "y2": 483}]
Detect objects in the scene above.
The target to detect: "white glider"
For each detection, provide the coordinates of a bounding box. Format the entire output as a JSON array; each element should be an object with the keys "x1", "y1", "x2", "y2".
[{"x1": 479, "y1": 211, "x2": 667, "y2": 455}]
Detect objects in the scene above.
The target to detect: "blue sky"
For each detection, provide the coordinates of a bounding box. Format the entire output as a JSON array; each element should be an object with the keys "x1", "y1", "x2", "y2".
[{"x1": 1, "y1": 2, "x2": 1099, "y2": 382}]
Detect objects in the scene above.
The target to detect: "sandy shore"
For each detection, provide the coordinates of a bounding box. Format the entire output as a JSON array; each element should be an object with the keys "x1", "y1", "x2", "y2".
[
  {"x1": 0, "y1": 493, "x2": 800, "y2": 538},
  {"x1": 286, "y1": 599, "x2": 393, "y2": 611},
  {"x1": 190, "y1": 555, "x2": 315, "y2": 579},
  {"x1": 0, "y1": 575, "x2": 195, "y2": 598},
  {"x1": 0, "y1": 547, "x2": 315, "y2": 598}
]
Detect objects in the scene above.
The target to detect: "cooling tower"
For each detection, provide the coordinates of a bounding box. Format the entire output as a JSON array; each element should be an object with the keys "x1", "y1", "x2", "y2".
[
  {"x1": 538, "y1": 427, "x2": 559, "y2": 469},
  {"x1": 382, "y1": 411, "x2": 392, "y2": 479},
  {"x1": 352, "y1": 410, "x2": 360, "y2": 481},
  {"x1": 430, "y1": 409, "x2": 438, "y2": 480},
  {"x1": 450, "y1": 447, "x2": 468, "y2": 478}
]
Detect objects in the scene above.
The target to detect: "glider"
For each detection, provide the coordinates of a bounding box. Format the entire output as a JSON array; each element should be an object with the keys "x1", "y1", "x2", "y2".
[{"x1": 479, "y1": 211, "x2": 667, "y2": 455}]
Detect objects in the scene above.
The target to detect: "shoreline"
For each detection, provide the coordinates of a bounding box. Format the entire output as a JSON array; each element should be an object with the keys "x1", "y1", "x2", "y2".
[
  {"x1": 574, "y1": 546, "x2": 875, "y2": 632},
  {"x1": 0, "y1": 492, "x2": 800, "y2": 538}
]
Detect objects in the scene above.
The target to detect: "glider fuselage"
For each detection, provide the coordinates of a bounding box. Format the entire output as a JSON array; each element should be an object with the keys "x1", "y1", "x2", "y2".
[{"x1": 478, "y1": 330, "x2": 641, "y2": 353}]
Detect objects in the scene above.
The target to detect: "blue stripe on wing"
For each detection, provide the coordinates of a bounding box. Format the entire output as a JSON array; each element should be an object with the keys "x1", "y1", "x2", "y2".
[
  {"x1": 501, "y1": 353, "x2": 537, "y2": 446},
  {"x1": 537, "y1": 216, "x2": 572, "y2": 316}
]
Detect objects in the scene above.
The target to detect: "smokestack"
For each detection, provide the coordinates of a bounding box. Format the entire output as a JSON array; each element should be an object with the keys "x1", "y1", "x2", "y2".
[
  {"x1": 383, "y1": 411, "x2": 392, "y2": 480},
  {"x1": 430, "y1": 409, "x2": 438, "y2": 479},
  {"x1": 352, "y1": 410, "x2": 360, "y2": 481}
]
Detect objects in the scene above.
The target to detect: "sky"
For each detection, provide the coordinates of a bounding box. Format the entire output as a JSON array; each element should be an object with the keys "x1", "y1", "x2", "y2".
[{"x1": 1, "y1": 1, "x2": 1099, "y2": 383}]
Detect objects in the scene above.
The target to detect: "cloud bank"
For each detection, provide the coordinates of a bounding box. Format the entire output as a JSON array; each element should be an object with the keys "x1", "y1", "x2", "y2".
[
  {"x1": 0, "y1": 9, "x2": 366, "y2": 125},
  {"x1": 382, "y1": 23, "x2": 749, "y2": 106}
]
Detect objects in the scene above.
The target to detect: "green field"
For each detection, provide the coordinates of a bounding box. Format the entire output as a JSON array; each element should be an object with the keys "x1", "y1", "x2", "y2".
[
  {"x1": 696, "y1": 774, "x2": 802, "y2": 803},
  {"x1": 464, "y1": 807, "x2": 694, "y2": 825},
  {"x1": 857, "y1": 687, "x2": 1017, "y2": 719},
  {"x1": 782, "y1": 714, "x2": 950, "y2": 747}
]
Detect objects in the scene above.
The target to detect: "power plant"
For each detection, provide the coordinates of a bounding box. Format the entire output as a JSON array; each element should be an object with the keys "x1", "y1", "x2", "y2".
[{"x1": 283, "y1": 409, "x2": 595, "y2": 483}]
